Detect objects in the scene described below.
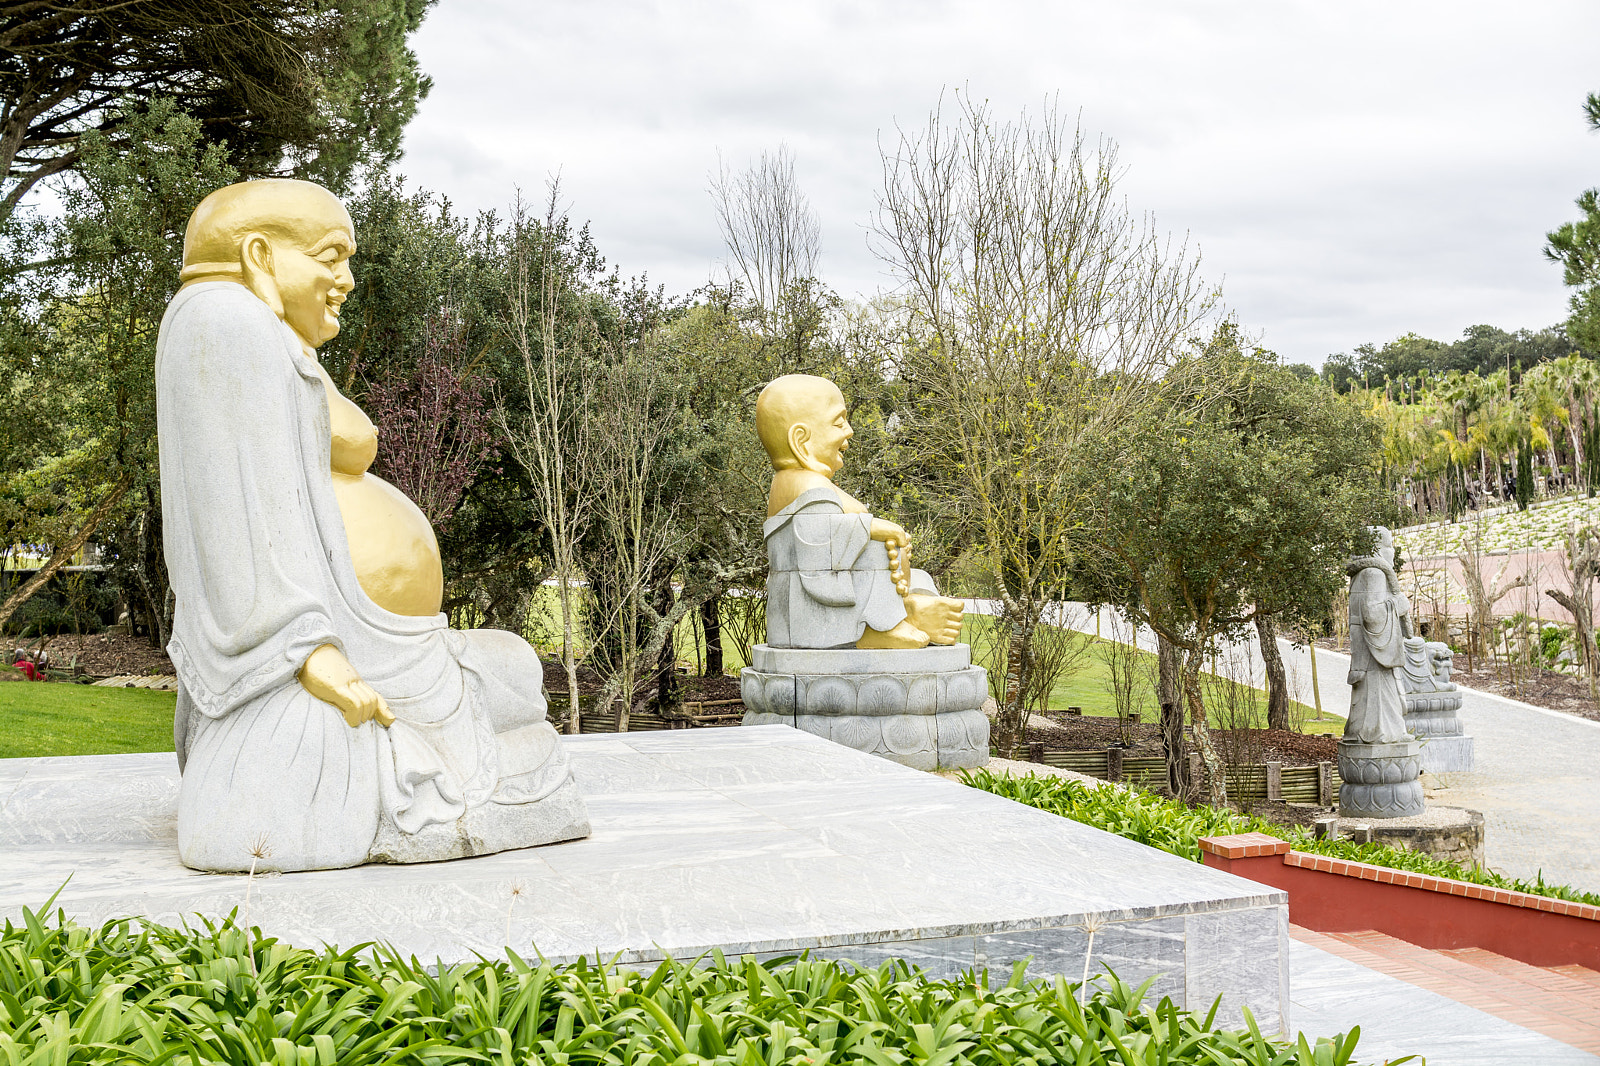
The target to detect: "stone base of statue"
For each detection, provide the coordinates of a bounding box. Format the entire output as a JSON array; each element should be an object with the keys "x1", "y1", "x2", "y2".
[
  {"x1": 1337, "y1": 806, "x2": 1484, "y2": 867},
  {"x1": 740, "y1": 644, "x2": 989, "y2": 771},
  {"x1": 1337, "y1": 738, "x2": 1426, "y2": 819},
  {"x1": 1403, "y1": 691, "x2": 1474, "y2": 773}
]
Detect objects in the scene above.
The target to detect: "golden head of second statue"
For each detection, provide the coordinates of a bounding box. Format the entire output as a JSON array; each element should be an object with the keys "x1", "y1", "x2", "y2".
[
  {"x1": 181, "y1": 178, "x2": 356, "y2": 352},
  {"x1": 755, "y1": 374, "x2": 963, "y2": 650}
]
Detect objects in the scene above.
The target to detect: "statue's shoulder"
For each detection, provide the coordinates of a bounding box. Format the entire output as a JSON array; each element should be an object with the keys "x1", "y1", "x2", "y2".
[
  {"x1": 764, "y1": 482, "x2": 846, "y2": 538},
  {"x1": 780, "y1": 483, "x2": 845, "y2": 515},
  {"x1": 171, "y1": 278, "x2": 272, "y2": 312}
]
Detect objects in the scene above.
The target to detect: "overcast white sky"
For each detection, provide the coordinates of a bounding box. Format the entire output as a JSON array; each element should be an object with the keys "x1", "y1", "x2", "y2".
[{"x1": 398, "y1": 0, "x2": 1600, "y2": 367}]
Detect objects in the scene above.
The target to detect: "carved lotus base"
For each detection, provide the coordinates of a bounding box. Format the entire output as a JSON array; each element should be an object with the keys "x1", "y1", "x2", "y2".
[
  {"x1": 739, "y1": 643, "x2": 990, "y2": 771},
  {"x1": 1338, "y1": 738, "x2": 1426, "y2": 819}
]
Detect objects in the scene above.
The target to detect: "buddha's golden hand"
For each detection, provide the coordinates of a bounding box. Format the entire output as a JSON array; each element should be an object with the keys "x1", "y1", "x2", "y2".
[
  {"x1": 299, "y1": 643, "x2": 395, "y2": 728},
  {"x1": 869, "y1": 518, "x2": 912, "y2": 595}
]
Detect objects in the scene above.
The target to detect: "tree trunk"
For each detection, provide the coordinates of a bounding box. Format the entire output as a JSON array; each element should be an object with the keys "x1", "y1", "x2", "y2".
[
  {"x1": 994, "y1": 603, "x2": 1035, "y2": 759},
  {"x1": 1549, "y1": 587, "x2": 1598, "y2": 701},
  {"x1": 700, "y1": 595, "x2": 724, "y2": 677},
  {"x1": 1182, "y1": 646, "x2": 1228, "y2": 806},
  {"x1": 652, "y1": 619, "x2": 682, "y2": 719},
  {"x1": 0, "y1": 477, "x2": 131, "y2": 633},
  {"x1": 1156, "y1": 635, "x2": 1187, "y2": 795},
  {"x1": 1255, "y1": 612, "x2": 1289, "y2": 731}
]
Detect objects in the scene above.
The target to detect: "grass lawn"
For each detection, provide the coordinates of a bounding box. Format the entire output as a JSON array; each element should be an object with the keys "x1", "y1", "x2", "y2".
[
  {"x1": 1027, "y1": 627, "x2": 1345, "y2": 736},
  {"x1": 0, "y1": 682, "x2": 175, "y2": 759}
]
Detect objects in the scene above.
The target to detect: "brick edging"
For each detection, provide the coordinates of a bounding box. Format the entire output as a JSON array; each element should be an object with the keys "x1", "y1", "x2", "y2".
[{"x1": 1199, "y1": 833, "x2": 1600, "y2": 921}]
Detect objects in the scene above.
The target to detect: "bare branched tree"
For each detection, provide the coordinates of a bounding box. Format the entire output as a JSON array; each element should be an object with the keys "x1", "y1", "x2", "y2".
[
  {"x1": 710, "y1": 145, "x2": 821, "y2": 327},
  {"x1": 1101, "y1": 613, "x2": 1150, "y2": 746},
  {"x1": 873, "y1": 92, "x2": 1210, "y2": 757},
  {"x1": 585, "y1": 353, "x2": 686, "y2": 731},
  {"x1": 496, "y1": 184, "x2": 598, "y2": 732}
]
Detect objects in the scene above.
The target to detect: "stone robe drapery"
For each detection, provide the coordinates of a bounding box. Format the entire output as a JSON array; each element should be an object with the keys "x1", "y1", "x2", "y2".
[
  {"x1": 158, "y1": 282, "x2": 584, "y2": 873},
  {"x1": 764, "y1": 486, "x2": 908, "y2": 648},
  {"x1": 1346, "y1": 561, "x2": 1412, "y2": 744}
]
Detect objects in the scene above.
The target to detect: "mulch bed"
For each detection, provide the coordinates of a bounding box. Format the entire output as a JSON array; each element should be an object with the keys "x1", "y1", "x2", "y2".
[
  {"x1": 1445, "y1": 661, "x2": 1599, "y2": 721},
  {"x1": 12, "y1": 632, "x2": 175, "y2": 678}
]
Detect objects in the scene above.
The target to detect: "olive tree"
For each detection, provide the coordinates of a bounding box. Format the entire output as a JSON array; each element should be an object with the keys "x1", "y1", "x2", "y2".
[{"x1": 1076, "y1": 333, "x2": 1385, "y2": 802}]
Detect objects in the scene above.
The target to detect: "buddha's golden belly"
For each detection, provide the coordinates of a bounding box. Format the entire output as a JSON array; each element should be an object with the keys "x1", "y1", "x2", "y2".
[{"x1": 332, "y1": 471, "x2": 444, "y2": 617}]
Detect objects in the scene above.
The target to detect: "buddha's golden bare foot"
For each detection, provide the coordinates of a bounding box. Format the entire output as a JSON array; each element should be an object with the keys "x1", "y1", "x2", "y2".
[
  {"x1": 904, "y1": 593, "x2": 963, "y2": 646},
  {"x1": 857, "y1": 619, "x2": 931, "y2": 650}
]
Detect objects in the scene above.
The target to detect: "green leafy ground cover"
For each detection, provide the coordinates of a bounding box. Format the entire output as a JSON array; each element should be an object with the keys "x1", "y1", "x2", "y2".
[
  {"x1": 1394, "y1": 493, "x2": 1600, "y2": 557},
  {"x1": 967, "y1": 771, "x2": 1600, "y2": 908},
  {"x1": 0, "y1": 906, "x2": 1385, "y2": 1065},
  {"x1": 0, "y1": 682, "x2": 175, "y2": 759}
]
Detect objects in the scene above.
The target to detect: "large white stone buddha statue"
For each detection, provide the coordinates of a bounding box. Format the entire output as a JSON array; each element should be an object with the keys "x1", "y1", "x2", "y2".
[{"x1": 157, "y1": 178, "x2": 588, "y2": 873}]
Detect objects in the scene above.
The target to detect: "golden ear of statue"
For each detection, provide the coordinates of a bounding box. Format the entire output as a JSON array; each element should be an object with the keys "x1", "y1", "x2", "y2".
[{"x1": 237, "y1": 232, "x2": 284, "y2": 319}]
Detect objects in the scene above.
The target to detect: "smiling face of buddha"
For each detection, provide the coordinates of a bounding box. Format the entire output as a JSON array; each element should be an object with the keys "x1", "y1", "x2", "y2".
[
  {"x1": 756, "y1": 374, "x2": 853, "y2": 476},
  {"x1": 181, "y1": 179, "x2": 356, "y2": 350}
]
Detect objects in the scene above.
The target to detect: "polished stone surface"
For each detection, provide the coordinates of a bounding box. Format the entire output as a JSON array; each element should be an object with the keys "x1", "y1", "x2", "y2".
[
  {"x1": 0, "y1": 725, "x2": 1286, "y2": 1028},
  {"x1": 1419, "y1": 733, "x2": 1476, "y2": 773}
]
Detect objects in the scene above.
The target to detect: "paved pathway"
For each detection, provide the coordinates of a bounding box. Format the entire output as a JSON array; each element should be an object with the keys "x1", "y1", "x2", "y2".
[{"x1": 1054, "y1": 604, "x2": 1600, "y2": 895}]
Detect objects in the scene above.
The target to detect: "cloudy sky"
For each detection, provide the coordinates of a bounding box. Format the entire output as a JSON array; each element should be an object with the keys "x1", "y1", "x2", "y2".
[{"x1": 399, "y1": 1, "x2": 1600, "y2": 367}]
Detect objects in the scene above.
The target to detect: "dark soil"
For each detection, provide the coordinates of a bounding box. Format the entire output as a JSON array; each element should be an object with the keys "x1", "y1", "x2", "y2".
[
  {"x1": 1025, "y1": 711, "x2": 1338, "y2": 766},
  {"x1": 12, "y1": 632, "x2": 174, "y2": 678},
  {"x1": 1446, "y1": 661, "x2": 1599, "y2": 721}
]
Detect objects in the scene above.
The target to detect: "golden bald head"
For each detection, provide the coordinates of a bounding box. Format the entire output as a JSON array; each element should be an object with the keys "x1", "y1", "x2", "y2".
[
  {"x1": 181, "y1": 179, "x2": 353, "y2": 283},
  {"x1": 756, "y1": 374, "x2": 849, "y2": 471}
]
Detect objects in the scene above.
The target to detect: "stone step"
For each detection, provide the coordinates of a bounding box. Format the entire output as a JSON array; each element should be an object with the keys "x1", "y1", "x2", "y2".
[
  {"x1": 1295, "y1": 927, "x2": 1600, "y2": 1055},
  {"x1": 1551, "y1": 964, "x2": 1600, "y2": 991}
]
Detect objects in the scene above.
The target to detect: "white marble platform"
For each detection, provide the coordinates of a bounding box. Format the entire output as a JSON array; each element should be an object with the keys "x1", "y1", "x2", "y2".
[{"x1": 0, "y1": 725, "x2": 1289, "y2": 1029}]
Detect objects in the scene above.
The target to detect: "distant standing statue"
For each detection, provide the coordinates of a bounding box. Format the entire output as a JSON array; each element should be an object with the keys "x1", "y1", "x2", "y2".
[
  {"x1": 1345, "y1": 527, "x2": 1412, "y2": 744},
  {"x1": 158, "y1": 179, "x2": 589, "y2": 873},
  {"x1": 741, "y1": 375, "x2": 988, "y2": 770},
  {"x1": 1339, "y1": 527, "x2": 1425, "y2": 817}
]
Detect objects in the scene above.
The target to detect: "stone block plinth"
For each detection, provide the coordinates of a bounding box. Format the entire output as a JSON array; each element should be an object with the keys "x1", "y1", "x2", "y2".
[
  {"x1": 740, "y1": 644, "x2": 989, "y2": 770},
  {"x1": 1338, "y1": 738, "x2": 1425, "y2": 819},
  {"x1": 1403, "y1": 690, "x2": 1474, "y2": 773}
]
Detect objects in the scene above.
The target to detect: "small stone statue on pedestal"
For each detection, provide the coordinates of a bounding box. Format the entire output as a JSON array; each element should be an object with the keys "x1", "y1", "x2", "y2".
[
  {"x1": 1400, "y1": 634, "x2": 1474, "y2": 772},
  {"x1": 740, "y1": 375, "x2": 989, "y2": 769},
  {"x1": 1340, "y1": 527, "x2": 1425, "y2": 818}
]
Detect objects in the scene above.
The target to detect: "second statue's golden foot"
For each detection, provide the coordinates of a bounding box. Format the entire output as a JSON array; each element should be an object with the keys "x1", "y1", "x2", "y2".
[
  {"x1": 905, "y1": 592, "x2": 963, "y2": 646},
  {"x1": 858, "y1": 619, "x2": 931, "y2": 650}
]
